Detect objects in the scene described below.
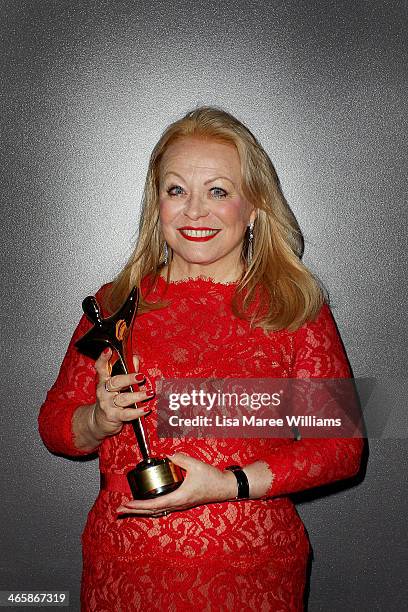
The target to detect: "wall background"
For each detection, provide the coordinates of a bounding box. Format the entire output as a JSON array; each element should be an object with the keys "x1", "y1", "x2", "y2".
[{"x1": 1, "y1": 0, "x2": 407, "y2": 610}]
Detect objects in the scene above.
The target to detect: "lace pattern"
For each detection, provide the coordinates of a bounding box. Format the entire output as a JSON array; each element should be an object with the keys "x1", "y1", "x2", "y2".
[{"x1": 39, "y1": 277, "x2": 362, "y2": 611}]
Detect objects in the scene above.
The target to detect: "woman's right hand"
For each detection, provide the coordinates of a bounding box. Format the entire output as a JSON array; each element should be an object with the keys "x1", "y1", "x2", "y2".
[{"x1": 90, "y1": 347, "x2": 154, "y2": 440}]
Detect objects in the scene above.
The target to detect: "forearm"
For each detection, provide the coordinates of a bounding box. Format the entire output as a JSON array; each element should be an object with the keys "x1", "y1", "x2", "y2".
[
  {"x1": 243, "y1": 461, "x2": 275, "y2": 498},
  {"x1": 71, "y1": 404, "x2": 106, "y2": 452},
  {"x1": 241, "y1": 437, "x2": 364, "y2": 500},
  {"x1": 39, "y1": 398, "x2": 98, "y2": 457}
]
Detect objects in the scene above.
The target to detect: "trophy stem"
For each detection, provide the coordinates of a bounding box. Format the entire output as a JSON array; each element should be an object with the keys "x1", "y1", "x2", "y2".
[
  {"x1": 116, "y1": 353, "x2": 151, "y2": 461},
  {"x1": 131, "y1": 420, "x2": 150, "y2": 461}
]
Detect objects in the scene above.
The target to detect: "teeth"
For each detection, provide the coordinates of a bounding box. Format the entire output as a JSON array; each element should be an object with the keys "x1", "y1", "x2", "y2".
[{"x1": 181, "y1": 229, "x2": 219, "y2": 237}]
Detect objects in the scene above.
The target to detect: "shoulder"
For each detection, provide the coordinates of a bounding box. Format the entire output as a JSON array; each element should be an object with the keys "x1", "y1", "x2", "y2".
[
  {"x1": 293, "y1": 302, "x2": 339, "y2": 340},
  {"x1": 95, "y1": 281, "x2": 113, "y2": 302},
  {"x1": 290, "y1": 302, "x2": 351, "y2": 378}
]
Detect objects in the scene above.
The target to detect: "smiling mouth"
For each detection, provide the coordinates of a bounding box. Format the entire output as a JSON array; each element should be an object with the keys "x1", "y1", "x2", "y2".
[{"x1": 177, "y1": 227, "x2": 221, "y2": 242}]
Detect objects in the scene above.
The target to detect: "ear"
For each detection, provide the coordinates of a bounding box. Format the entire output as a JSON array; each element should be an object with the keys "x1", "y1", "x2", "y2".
[{"x1": 249, "y1": 208, "x2": 257, "y2": 225}]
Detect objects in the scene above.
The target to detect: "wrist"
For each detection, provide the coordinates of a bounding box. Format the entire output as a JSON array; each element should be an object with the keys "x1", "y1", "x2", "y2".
[
  {"x1": 72, "y1": 404, "x2": 103, "y2": 452},
  {"x1": 242, "y1": 461, "x2": 274, "y2": 499},
  {"x1": 223, "y1": 468, "x2": 240, "y2": 500},
  {"x1": 88, "y1": 404, "x2": 105, "y2": 443},
  {"x1": 224, "y1": 465, "x2": 250, "y2": 500}
]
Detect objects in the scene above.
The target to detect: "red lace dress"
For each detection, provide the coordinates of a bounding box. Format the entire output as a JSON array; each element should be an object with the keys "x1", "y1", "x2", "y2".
[{"x1": 39, "y1": 277, "x2": 363, "y2": 612}]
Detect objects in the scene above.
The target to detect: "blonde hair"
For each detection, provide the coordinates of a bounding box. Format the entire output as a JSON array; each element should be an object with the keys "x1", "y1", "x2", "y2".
[{"x1": 104, "y1": 106, "x2": 324, "y2": 331}]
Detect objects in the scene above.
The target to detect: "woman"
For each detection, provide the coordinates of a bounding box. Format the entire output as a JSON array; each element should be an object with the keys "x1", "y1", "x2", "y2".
[{"x1": 39, "y1": 106, "x2": 363, "y2": 611}]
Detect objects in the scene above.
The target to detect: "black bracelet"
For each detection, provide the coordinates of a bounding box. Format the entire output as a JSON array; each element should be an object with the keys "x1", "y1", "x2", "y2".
[{"x1": 225, "y1": 465, "x2": 250, "y2": 499}]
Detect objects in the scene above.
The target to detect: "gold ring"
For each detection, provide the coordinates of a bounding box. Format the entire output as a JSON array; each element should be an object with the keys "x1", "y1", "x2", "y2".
[
  {"x1": 104, "y1": 378, "x2": 113, "y2": 393},
  {"x1": 112, "y1": 393, "x2": 121, "y2": 408}
]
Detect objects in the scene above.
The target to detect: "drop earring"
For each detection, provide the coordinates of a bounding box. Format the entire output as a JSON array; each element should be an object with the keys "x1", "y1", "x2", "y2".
[
  {"x1": 247, "y1": 221, "x2": 254, "y2": 264},
  {"x1": 164, "y1": 242, "x2": 169, "y2": 266}
]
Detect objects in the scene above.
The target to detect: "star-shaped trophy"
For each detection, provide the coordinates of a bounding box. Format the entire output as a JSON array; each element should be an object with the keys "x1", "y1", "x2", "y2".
[{"x1": 75, "y1": 286, "x2": 184, "y2": 499}]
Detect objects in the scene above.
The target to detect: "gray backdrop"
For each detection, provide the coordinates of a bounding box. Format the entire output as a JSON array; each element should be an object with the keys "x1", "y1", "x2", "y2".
[{"x1": 1, "y1": 1, "x2": 407, "y2": 610}]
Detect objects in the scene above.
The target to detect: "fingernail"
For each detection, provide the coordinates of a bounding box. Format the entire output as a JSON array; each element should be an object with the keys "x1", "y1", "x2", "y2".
[
  {"x1": 135, "y1": 373, "x2": 145, "y2": 382},
  {"x1": 103, "y1": 347, "x2": 111, "y2": 355},
  {"x1": 146, "y1": 391, "x2": 155, "y2": 397}
]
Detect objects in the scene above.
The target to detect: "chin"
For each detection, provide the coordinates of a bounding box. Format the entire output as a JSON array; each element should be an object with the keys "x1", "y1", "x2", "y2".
[{"x1": 175, "y1": 249, "x2": 220, "y2": 265}]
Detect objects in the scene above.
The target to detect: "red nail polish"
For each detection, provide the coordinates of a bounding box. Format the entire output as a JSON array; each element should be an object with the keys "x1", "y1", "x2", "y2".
[
  {"x1": 135, "y1": 373, "x2": 145, "y2": 382},
  {"x1": 103, "y1": 347, "x2": 111, "y2": 355}
]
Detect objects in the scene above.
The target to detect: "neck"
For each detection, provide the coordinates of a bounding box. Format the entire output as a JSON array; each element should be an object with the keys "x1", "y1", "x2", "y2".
[{"x1": 163, "y1": 256, "x2": 244, "y2": 284}]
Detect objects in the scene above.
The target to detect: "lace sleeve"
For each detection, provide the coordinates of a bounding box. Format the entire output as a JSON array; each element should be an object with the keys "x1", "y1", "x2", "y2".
[
  {"x1": 38, "y1": 285, "x2": 109, "y2": 457},
  {"x1": 258, "y1": 303, "x2": 364, "y2": 497}
]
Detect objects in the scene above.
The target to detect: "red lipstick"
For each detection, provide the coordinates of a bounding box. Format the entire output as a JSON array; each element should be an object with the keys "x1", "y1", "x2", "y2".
[{"x1": 177, "y1": 227, "x2": 221, "y2": 242}]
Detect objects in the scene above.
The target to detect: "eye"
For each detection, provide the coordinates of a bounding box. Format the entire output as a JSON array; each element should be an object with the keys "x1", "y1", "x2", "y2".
[
  {"x1": 210, "y1": 187, "x2": 228, "y2": 199},
  {"x1": 167, "y1": 185, "x2": 185, "y2": 196}
]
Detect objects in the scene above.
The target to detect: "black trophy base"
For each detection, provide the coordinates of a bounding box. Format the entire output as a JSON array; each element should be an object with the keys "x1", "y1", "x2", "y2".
[{"x1": 127, "y1": 457, "x2": 184, "y2": 499}]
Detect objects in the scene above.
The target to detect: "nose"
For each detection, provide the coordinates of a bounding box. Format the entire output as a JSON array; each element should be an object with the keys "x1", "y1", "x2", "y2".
[{"x1": 183, "y1": 191, "x2": 209, "y2": 221}]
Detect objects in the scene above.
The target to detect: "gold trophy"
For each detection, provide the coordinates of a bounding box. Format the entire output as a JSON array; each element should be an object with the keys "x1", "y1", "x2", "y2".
[{"x1": 75, "y1": 287, "x2": 184, "y2": 499}]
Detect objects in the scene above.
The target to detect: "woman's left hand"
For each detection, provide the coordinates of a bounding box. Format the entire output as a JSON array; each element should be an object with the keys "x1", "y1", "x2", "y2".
[{"x1": 116, "y1": 453, "x2": 238, "y2": 516}]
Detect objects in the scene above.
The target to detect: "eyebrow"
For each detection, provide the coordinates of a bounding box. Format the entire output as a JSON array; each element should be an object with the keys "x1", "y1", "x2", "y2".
[
  {"x1": 162, "y1": 172, "x2": 236, "y2": 186},
  {"x1": 161, "y1": 172, "x2": 185, "y2": 182},
  {"x1": 204, "y1": 176, "x2": 235, "y2": 186}
]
